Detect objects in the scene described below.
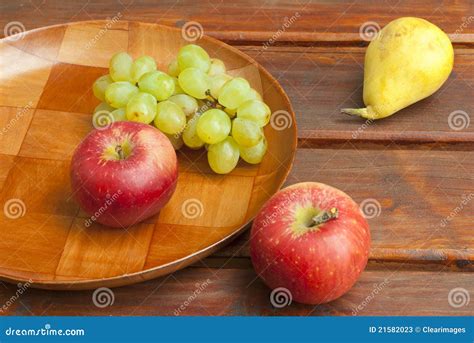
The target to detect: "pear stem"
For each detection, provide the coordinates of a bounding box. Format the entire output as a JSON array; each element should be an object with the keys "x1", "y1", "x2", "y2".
[
  {"x1": 341, "y1": 107, "x2": 368, "y2": 117},
  {"x1": 341, "y1": 107, "x2": 380, "y2": 120}
]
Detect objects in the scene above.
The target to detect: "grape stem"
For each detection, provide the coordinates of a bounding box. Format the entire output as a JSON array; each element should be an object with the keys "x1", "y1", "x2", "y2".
[
  {"x1": 196, "y1": 90, "x2": 225, "y2": 115},
  {"x1": 205, "y1": 89, "x2": 219, "y2": 103}
]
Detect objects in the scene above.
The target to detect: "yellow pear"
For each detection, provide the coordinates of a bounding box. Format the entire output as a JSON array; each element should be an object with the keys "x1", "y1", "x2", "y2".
[{"x1": 342, "y1": 17, "x2": 454, "y2": 120}]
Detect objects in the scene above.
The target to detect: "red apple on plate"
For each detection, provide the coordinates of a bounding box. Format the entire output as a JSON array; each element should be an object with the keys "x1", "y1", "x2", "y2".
[
  {"x1": 70, "y1": 121, "x2": 178, "y2": 228},
  {"x1": 250, "y1": 182, "x2": 370, "y2": 305}
]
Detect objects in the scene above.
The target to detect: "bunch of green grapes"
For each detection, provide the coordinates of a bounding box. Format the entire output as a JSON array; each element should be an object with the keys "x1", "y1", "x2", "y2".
[{"x1": 92, "y1": 44, "x2": 271, "y2": 174}]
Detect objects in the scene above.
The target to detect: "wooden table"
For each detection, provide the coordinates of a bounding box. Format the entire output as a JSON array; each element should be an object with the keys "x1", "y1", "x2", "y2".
[{"x1": 0, "y1": 0, "x2": 472, "y2": 316}]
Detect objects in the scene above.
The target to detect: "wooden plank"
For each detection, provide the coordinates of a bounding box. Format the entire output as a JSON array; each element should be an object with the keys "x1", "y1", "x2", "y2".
[
  {"x1": 1, "y1": 267, "x2": 472, "y2": 316},
  {"x1": 237, "y1": 46, "x2": 474, "y2": 144},
  {"x1": 192, "y1": 255, "x2": 472, "y2": 272},
  {"x1": 212, "y1": 148, "x2": 474, "y2": 265},
  {"x1": 1, "y1": 1, "x2": 473, "y2": 44}
]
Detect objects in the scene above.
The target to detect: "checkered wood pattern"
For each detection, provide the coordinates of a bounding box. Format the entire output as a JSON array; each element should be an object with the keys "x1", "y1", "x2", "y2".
[{"x1": 0, "y1": 21, "x2": 296, "y2": 289}]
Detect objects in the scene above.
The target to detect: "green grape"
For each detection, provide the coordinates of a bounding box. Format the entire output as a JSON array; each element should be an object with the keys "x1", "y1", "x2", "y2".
[
  {"x1": 111, "y1": 107, "x2": 127, "y2": 122},
  {"x1": 126, "y1": 92, "x2": 157, "y2": 124},
  {"x1": 209, "y1": 74, "x2": 232, "y2": 99},
  {"x1": 239, "y1": 136, "x2": 267, "y2": 164},
  {"x1": 168, "y1": 94, "x2": 198, "y2": 117},
  {"x1": 245, "y1": 88, "x2": 263, "y2": 102},
  {"x1": 165, "y1": 132, "x2": 184, "y2": 150},
  {"x1": 168, "y1": 59, "x2": 180, "y2": 77},
  {"x1": 177, "y1": 44, "x2": 211, "y2": 72},
  {"x1": 182, "y1": 115, "x2": 204, "y2": 149},
  {"x1": 208, "y1": 58, "x2": 226, "y2": 76},
  {"x1": 109, "y1": 52, "x2": 133, "y2": 82},
  {"x1": 131, "y1": 55, "x2": 157, "y2": 84},
  {"x1": 207, "y1": 137, "x2": 240, "y2": 174},
  {"x1": 93, "y1": 75, "x2": 113, "y2": 101},
  {"x1": 154, "y1": 101, "x2": 186, "y2": 135},
  {"x1": 172, "y1": 77, "x2": 184, "y2": 94},
  {"x1": 138, "y1": 71, "x2": 175, "y2": 101},
  {"x1": 231, "y1": 118, "x2": 263, "y2": 147},
  {"x1": 178, "y1": 68, "x2": 210, "y2": 99},
  {"x1": 218, "y1": 77, "x2": 250, "y2": 109},
  {"x1": 196, "y1": 109, "x2": 231, "y2": 144},
  {"x1": 237, "y1": 99, "x2": 271, "y2": 127},
  {"x1": 105, "y1": 81, "x2": 139, "y2": 108},
  {"x1": 94, "y1": 102, "x2": 115, "y2": 114}
]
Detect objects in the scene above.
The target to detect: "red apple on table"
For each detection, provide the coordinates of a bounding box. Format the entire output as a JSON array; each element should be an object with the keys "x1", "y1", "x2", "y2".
[
  {"x1": 250, "y1": 182, "x2": 371, "y2": 305},
  {"x1": 70, "y1": 121, "x2": 178, "y2": 228}
]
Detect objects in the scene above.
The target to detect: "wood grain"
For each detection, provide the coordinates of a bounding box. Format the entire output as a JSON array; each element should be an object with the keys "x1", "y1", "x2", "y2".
[
  {"x1": 57, "y1": 21, "x2": 129, "y2": 67},
  {"x1": 37, "y1": 64, "x2": 108, "y2": 114},
  {"x1": 0, "y1": 107, "x2": 35, "y2": 155},
  {"x1": 0, "y1": 44, "x2": 53, "y2": 108},
  {"x1": 19, "y1": 109, "x2": 93, "y2": 160},
  {"x1": 55, "y1": 219, "x2": 155, "y2": 279},
  {"x1": 238, "y1": 46, "x2": 474, "y2": 144},
  {"x1": 0, "y1": 21, "x2": 297, "y2": 289},
  {"x1": 1, "y1": 0, "x2": 473, "y2": 44},
  {"x1": 0, "y1": 267, "x2": 472, "y2": 316}
]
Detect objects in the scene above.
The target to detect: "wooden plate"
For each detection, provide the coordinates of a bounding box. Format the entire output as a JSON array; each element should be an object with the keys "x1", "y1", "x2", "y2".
[{"x1": 0, "y1": 21, "x2": 297, "y2": 290}]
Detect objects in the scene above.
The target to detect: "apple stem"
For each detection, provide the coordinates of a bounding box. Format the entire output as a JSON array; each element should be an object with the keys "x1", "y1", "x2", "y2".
[
  {"x1": 115, "y1": 145, "x2": 125, "y2": 160},
  {"x1": 311, "y1": 208, "x2": 339, "y2": 227}
]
